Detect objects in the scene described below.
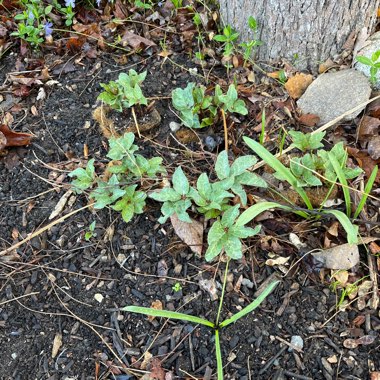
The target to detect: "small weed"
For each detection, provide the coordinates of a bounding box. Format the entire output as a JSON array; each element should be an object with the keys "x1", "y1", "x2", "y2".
[
  {"x1": 170, "y1": 0, "x2": 182, "y2": 9},
  {"x1": 172, "y1": 282, "x2": 182, "y2": 292},
  {"x1": 98, "y1": 69, "x2": 147, "y2": 112},
  {"x1": 84, "y1": 221, "x2": 97, "y2": 241},
  {"x1": 213, "y1": 24, "x2": 239, "y2": 57},
  {"x1": 239, "y1": 16, "x2": 262, "y2": 64},
  {"x1": 172, "y1": 83, "x2": 248, "y2": 129},
  {"x1": 356, "y1": 50, "x2": 380, "y2": 84}
]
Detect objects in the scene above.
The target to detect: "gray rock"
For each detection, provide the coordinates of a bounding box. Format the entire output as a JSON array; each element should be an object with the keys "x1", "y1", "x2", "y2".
[
  {"x1": 297, "y1": 69, "x2": 371, "y2": 125},
  {"x1": 354, "y1": 31, "x2": 380, "y2": 89},
  {"x1": 288, "y1": 335, "x2": 304, "y2": 352}
]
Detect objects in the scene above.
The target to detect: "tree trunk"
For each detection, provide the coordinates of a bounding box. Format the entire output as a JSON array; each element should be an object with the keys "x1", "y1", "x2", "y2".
[{"x1": 219, "y1": 0, "x2": 380, "y2": 71}]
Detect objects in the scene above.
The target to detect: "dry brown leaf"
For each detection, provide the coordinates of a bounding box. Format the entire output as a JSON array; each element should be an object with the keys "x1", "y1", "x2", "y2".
[
  {"x1": 358, "y1": 116, "x2": 380, "y2": 142},
  {"x1": 267, "y1": 70, "x2": 281, "y2": 79},
  {"x1": 298, "y1": 113, "x2": 320, "y2": 127},
  {"x1": 311, "y1": 244, "x2": 359, "y2": 270},
  {"x1": 170, "y1": 214, "x2": 203, "y2": 256},
  {"x1": 318, "y1": 58, "x2": 335, "y2": 74},
  {"x1": 357, "y1": 280, "x2": 373, "y2": 310},
  {"x1": 265, "y1": 254, "x2": 290, "y2": 266},
  {"x1": 148, "y1": 300, "x2": 163, "y2": 322},
  {"x1": 0, "y1": 124, "x2": 33, "y2": 149},
  {"x1": 0, "y1": 131, "x2": 6, "y2": 150},
  {"x1": 198, "y1": 277, "x2": 218, "y2": 300},
  {"x1": 368, "y1": 135, "x2": 380, "y2": 160},
  {"x1": 343, "y1": 334, "x2": 376, "y2": 349},
  {"x1": 285, "y1": 73, "x2": 313, "y2": 99},
  {"x1": 51, "y1": 333, "x2": 62, "y2": 358},
  {"x1": 331, "y1": 270, "x2": 349, "y2": 287},
  {"x1": 370, "y1": 372, "x2": 380, "y2": 380},
  {"x1": 121, "y1": 30, "x2": 156, "y2": 50}
]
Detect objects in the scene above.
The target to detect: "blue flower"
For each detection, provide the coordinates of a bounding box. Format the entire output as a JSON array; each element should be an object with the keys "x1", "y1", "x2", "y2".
[
  {"x1": 28, "y1": 10, "x2": 35, "y2": 21},
  {"x1": 43, "y1": 21, "x2": 53, "y2": 36},
  {"x1": 65, "y1": 0, "x2": 75, "y2": 7}
]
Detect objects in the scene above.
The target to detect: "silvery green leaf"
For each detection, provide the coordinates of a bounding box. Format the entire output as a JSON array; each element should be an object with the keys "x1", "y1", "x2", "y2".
[
  {"x1": 172, "y1": 167, "x2": 190, "y2": 195},
  {"x1": 236, "y1": 172, "x2": 267, "y2": 187},
  {"x1": 197, "y1": 173, "x2": 212, "y2": 198},
  {"x1": 215, "y1": 151, "x2": 230, "y2": 180},
  {"x1": 230, "y1": 155, "x2": 257, "y2": 176},
  {"x1": 221, "y1": 205, "x2": 240, "y2": 228},
  {"x1": 224, "y1": 236, "x2": 242, "y2": 259},
  {"x1": 231, "y1": 183, "x2": 247, "y2": 206}
]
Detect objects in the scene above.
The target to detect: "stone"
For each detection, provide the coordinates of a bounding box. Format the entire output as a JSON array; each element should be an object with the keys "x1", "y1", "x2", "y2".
[
  {"x1": 354, "y1": 31, "x2": 380, "y2": 90},
  {"x1": 297, "y1": 69, "x2": 371, "y2": 125}
]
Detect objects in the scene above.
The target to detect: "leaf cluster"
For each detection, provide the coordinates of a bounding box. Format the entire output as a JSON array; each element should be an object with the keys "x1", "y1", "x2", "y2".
[
  {"x1": 98, "y1": 70, "x2": 148, "y2": 112},
  {"x1": 69, "y1": 132, "x2": 165, "y2": 223},
  {"x1": 150, "y1": 150, "x2": 267, "y2": 261},
  {"x1": 172, "y1": 83, "x2": 248, "y2": 129},
  {"x1": 356, "y1": 50, "x2": 380, "y2": 84}
]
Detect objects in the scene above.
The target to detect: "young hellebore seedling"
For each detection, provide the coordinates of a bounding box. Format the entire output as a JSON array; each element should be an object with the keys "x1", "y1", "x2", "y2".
[
  {"x1": 172, "y1": 83, "x2": 248, "y2": 129},
  {"x1": 69, "y1": 132, "x2": 165, "y2": 224},
  {"x1": 240, "y1": 134, "x2": 376, "y2": 245}
]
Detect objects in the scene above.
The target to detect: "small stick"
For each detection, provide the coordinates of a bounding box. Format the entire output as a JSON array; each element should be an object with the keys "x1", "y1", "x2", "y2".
[
  {"x1": 0, "y1": 204, "x2": 91, "y2": 256},
  {"x1": 131, "y1": 106, "x2": 141, "y2": 138},
  {"x1": 0, "y1": 292, "x2": 39, "y2": 306},
  {"x1": 367, "y1": 251, "x2": 379, "y2": 310},
  {"x1": 252, "y1": 94, "x2": 380, "y2": 171},
  {"x1": 221, "y1": 108, "x2": 228, "y2": 152}
]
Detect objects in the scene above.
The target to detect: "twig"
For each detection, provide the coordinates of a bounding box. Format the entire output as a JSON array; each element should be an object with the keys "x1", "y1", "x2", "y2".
[
  {"x1": 221, "y1": 108, "x2": 228, "y2": 152},
  {"x1": 131, "y1": 106, "x2": 141, "y2": 138},
  {"x1": 0, "y1": 204, "x2": 91, "y2": 256},
  {"x1": 367, "y1": 251, "x2": 379, "y2": 310},
  {"x1": 0, "y1": 292, "x2": 39, "y2": 306}
]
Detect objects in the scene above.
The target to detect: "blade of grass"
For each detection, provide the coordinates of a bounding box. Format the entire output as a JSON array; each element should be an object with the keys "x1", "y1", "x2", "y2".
[
  {"x1": 259, "y1": 108, "x2": 265, "y2": 145},
  {"x1": 215, "y1": 329, "x2": 223, "y2": 380},
  {"x1": 328, "y1": 152, "x2": 351, "y2": 217},
  {"x1": 219, "y1": 280, "x2": 280, "y2": 328},
  {"x1": 122, "y1": 306, "x2": 214, "y2": 327},
  {"x1": 322, "y1": 210, "x2": 358, "y2": 244},
  {"x1": 353, "y1": 165, "x2": 378, "y2": 219},
  {"x1": 243, "y1": 137, "x2": 313, "y2": 210},
  {"x1": 236, "y1": 202, "x2": 292, "y2": 226}
]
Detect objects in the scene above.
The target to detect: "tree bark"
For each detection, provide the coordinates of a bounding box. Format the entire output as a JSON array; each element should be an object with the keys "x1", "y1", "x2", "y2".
[{"x1": 219, "y1": 0, "x2": 380, "y2": 71}]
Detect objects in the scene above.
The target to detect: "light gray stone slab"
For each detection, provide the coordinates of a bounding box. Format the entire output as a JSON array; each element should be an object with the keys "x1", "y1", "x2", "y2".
[{"x1": 297, "y1": 69, "x2": 371, "y2": 125}]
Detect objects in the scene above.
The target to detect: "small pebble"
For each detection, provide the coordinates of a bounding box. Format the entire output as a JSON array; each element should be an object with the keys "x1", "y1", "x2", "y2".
[
  {"x1": 289, "y1": 335, "x2": 304, "y2": 352},
  {"x1": 169, "y1": 121, "x2": 181, "y2": 132}
]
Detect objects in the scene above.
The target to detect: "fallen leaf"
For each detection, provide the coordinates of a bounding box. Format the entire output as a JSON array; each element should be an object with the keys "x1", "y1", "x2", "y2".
[
  {"x1": 267, "y1": 70, "x2": 281, "y2": 79},
  {"x1": 368, "y1": 136, "x2": 380, "y2": 160},
  {"x1": 357, "y1": 280, "x2": 373, "y2": 310},
  {"x1": 0, "y1": 124, "x2": 33, "y2": 148},
  {"x1": 148, "y1": 300, "x2": 163, "y2": 322},
  {"x1": 343, "y1": 334, "x2": 376, "y2": 349},
  {"x1": 148, "y1": 357, "x2": 165, "y2": 380},
  {"x1": 331, "y1": 270, "x2": 349, "y2": 287},
  {"x1": 285, "y1": 73, "x2": 313, "y2": 99},
  {"x1": 368, "y1": 98, "x2": 380, "y2": 118},
  {"x1": 141, "y1": 351, "x2": 153, "y2": 370},
  {"x1": 298, "y1": 113, "x2": 320, "y2": 127},
  {"x1": 170, "y1": 214, "x2": 203, "y2": 256},
  {"x1": 265, "y1": 254, "x2": 290, "y2": 266},
  {"x1": 49, "y1": 190, "x2": 72, "y2": 220},
  {"x1": 318, "y1": 58, "x2": 335, "y2": 74},
  {"x1": 121, "y1": 30, "x2": 156, "y2": 50},
  {"x1": 157, "y1": 259, "x2": 168, "y2": 277},
  {"x1": 311, "y1": 244, "x2": 359, "y2": 270},
  {"x1": 198, "y1": 277, "x2": 218, "y2": 300},
  {"x1": 51, "y1": 333, "x2": 62, "y2": 358},
  {"x1": 0, "y1": 131, "x2": 6, "y2": 150},
  {"x1": 358, "y1": 116, "x2": 380, "y2": 143}
]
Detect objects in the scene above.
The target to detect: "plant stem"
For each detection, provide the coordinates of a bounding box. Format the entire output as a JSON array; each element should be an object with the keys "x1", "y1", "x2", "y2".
[
  {"x1": 215, "y1": 257, "x2": 230, "y2": 327},
  {"x1": 131, "y1": 106, "x2": 141, "y2": 138},
  {"x1": 215, "y1": 329, "x2": 223, "y2": 380}
]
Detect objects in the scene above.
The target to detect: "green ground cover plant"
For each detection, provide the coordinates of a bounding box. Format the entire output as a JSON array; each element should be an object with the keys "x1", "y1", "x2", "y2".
[{"x1": 172, "y1": 83, "x2": 248, "y2": 128}]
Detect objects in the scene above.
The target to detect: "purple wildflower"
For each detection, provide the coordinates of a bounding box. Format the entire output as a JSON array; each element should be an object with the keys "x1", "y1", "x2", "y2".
[
  {"x1": 65, "y1": 0, "x2": 75, "y2": 7},
  {"x1": 43, "y1": 21, "x2": 53, "y2": 36}
]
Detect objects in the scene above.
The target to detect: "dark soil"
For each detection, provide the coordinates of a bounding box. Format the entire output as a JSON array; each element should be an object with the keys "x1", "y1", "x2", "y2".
[{"x1": 1, "y1": 46, "x2": 380, "y2": 380}]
